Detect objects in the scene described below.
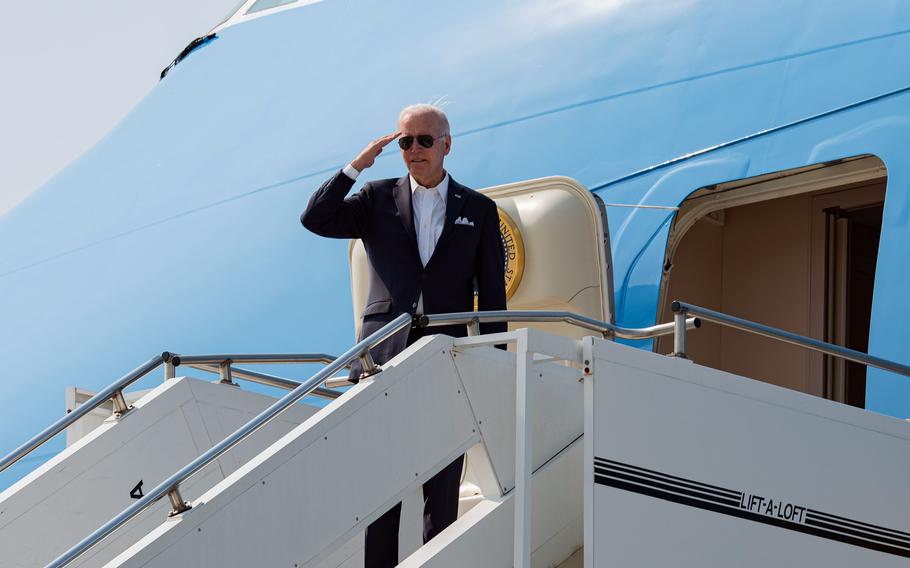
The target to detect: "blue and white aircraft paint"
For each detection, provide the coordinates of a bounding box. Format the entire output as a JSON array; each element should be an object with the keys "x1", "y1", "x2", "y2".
[{"x1": 2, "y1": 0, "x2": 910, "y2": 489}]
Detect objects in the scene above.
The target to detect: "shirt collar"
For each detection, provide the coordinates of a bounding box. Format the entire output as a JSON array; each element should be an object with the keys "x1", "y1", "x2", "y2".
[{"x1": 409, "y1": 172, "x2": 449, "y2": 203}]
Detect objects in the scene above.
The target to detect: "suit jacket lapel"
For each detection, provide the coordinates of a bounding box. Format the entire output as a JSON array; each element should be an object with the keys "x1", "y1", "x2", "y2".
[
  {"x1": 392, "y1": 175, "x2": 420, "y2": 257},
  {"x1": 426, "y1": 176, "x2": 468, "y2": 268}
]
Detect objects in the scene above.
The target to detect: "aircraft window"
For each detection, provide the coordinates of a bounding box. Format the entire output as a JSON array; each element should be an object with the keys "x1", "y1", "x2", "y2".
[{"x1": 246, "y1": 0, "x2": 296, "y2": 14}]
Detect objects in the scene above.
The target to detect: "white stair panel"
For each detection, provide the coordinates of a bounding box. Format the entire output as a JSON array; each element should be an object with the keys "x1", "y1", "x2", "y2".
[{"x1": 587, "y1": 338, "x2": 910, "y2": 567}]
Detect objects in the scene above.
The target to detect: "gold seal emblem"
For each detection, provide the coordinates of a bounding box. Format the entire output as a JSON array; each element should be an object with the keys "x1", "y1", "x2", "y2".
[
  {"x1": 474, "y1": 208, "x2": 525, "y2": 310},
  {"x1": 498, "y1": 208, "x2": 525, "y2": 300}
]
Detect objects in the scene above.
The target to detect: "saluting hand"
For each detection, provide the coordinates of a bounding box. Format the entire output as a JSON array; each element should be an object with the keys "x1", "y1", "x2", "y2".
[{"x1": 351, "y1": 132, "x2": 400, "y2": 172}]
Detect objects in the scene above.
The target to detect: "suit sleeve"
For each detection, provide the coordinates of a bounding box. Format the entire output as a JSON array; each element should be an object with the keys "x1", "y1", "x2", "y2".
[
  {"x1": 300, "y1": 169, "x2": 371, "y2": 239},
  {"x1": 475, "y1": 198, "x2": 508, "y2": 336}
]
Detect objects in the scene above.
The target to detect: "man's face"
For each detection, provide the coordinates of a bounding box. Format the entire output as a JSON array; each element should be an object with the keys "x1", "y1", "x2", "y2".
[{"x1": 398, "y1": 111, "x2": 451, "y2": 185}]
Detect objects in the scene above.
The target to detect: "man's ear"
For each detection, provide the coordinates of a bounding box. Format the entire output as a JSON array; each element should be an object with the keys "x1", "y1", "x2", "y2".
[{"x1": 443, "y1": 134, "x2": 452, "y2": 156}]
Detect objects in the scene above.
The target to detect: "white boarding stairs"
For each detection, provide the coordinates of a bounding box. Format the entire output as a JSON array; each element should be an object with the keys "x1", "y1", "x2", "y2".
[
  {"x1": 5, "y1": 315, "x2": 910, "y2": 566},
  {"x1": 97, "y1": 327, "x2": 586, "y2": 568},
  {"x1": 2, "y1": 325, "x2": 587, "y2": 568}
]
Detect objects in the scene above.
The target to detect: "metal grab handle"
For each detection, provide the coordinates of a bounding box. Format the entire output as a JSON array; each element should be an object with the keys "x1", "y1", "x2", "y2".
[
  {"x1": 670, "y1": 300, "x2": 910, "y2": 378},
  {"x1": 47, "y1": 313, "x2": 413, "y2": 568}
]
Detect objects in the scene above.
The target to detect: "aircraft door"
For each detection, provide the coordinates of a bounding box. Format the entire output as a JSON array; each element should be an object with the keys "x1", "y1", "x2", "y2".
[{"x1": 348, "y1": 176, "x2": 614, "y2": 340}]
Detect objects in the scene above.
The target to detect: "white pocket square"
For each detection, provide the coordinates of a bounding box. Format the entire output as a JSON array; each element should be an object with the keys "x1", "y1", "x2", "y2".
[{"x1": 454, "y1": 216, "x2": 475, "y2": 227}]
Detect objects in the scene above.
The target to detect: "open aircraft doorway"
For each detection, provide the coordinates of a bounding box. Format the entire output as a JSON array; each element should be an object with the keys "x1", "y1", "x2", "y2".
[
  {"x1": 657, "y1": 155, "x2": 887, "y2": 407},
  {"x1": 348, "y1": 176, "x2": 616, "y2": 342}
]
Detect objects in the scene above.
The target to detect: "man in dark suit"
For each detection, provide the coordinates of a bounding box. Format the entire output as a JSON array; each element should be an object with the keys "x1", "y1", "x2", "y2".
[{"x1": 301, "y1": 104, "x2": 507, "y2": 567}]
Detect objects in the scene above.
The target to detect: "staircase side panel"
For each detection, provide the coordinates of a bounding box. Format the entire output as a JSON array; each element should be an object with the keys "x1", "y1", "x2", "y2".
[
  {"x1": 106, "y1": 335, "x2": 482, "y2": 568},
  {"x1": 588, "y1": 338, "x2": 910, "y2": 567}
]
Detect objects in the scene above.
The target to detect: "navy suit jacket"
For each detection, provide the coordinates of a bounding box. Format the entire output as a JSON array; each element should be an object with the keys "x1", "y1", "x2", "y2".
[{"x1": 301, "y1": 169, "x2": 507, "y2": 379}]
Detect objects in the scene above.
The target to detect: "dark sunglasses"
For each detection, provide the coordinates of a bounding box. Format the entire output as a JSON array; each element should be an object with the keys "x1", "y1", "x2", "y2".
[{"x1": 398, "y1": 134, "x2": 446, "y2": 150}]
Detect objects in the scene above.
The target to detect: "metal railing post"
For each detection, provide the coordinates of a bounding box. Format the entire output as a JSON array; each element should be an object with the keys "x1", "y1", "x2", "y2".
[
  {"x1": 358, "y1": 349, "x2": 381, "y2": 380},
  {"x1": 166, "y1": 486, "x2": 191, "y2": 516},
  {"x1": 162, "y1": 351, "x2": 176, "y2": 381},
  {"x1": 111, "y1": 390, "x2": 131, "y2": 417},
  {"x1": 218, "y1": 360, "x2": 237, "y2": 386},
  {"x1": 671, "y1": 303, "x2": 688, "y2": 358},
  {"x1": 513, "y1": 329, "x2": 533, "y2": 568},
  {"x1": 468, "y1": 316, "x2": 481, "y2": 336}
]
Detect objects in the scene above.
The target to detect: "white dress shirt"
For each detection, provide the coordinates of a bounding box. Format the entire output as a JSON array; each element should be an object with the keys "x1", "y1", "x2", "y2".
[
  {"x1": 342, "y1": 164, "x2": 448, "y2": 314},
  {"x1": 410, "y1": 173, "x2": 448, "y2": 265}
]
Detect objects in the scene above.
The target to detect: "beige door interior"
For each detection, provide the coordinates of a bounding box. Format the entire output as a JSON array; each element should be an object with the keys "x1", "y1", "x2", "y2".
[
  {"x1": 348, "y1": 176, "x2": 615, "y2": 341},
  {"x1": 656, "y1": 155, "x2": 886, "y2": 404}
]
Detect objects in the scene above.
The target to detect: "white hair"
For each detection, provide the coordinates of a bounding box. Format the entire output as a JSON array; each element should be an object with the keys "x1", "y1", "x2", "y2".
[{"x1": 398, "y1": 103, "x2": 450, "y2": 136}]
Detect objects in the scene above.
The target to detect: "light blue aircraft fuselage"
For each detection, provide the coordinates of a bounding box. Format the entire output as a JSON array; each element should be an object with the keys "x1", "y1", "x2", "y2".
[{"x1": 3, "y1": 0, "x2": 910, "y2": 488}]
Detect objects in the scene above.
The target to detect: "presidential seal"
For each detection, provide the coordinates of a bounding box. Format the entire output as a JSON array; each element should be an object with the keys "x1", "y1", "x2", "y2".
[{"x1": 498, "y1": 208, "x2": 525, "y2": 300}]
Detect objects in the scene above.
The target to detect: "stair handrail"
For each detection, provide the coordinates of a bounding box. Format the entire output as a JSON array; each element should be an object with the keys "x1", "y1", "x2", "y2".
[
  {"x1": 8, "y1": 310, "x2": 694, "y2": 479},
  {"x1": 179, "y1": 361, "x2": 343, "y2": 399},
  {"x1": 0, "y1": 353, "x2": 172, "y2": 475},
  {"x1": 418, "y1": 308, "x2": 699, "y2": 339},
  {"x1": 670, "y1": 300, "x2": 910, "y2": 378},
  {"x1": 0, "y1": 352, "x2": 344, "y2": 475}
]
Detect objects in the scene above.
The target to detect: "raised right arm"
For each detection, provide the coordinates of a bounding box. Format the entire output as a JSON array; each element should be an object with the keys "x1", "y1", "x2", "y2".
[
  {"x1": 300, "y1": 169, "x2": 371, "y2": 239},
  {"x1": 300, "y1": 132, "x2": 400, "y2": 239}
]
